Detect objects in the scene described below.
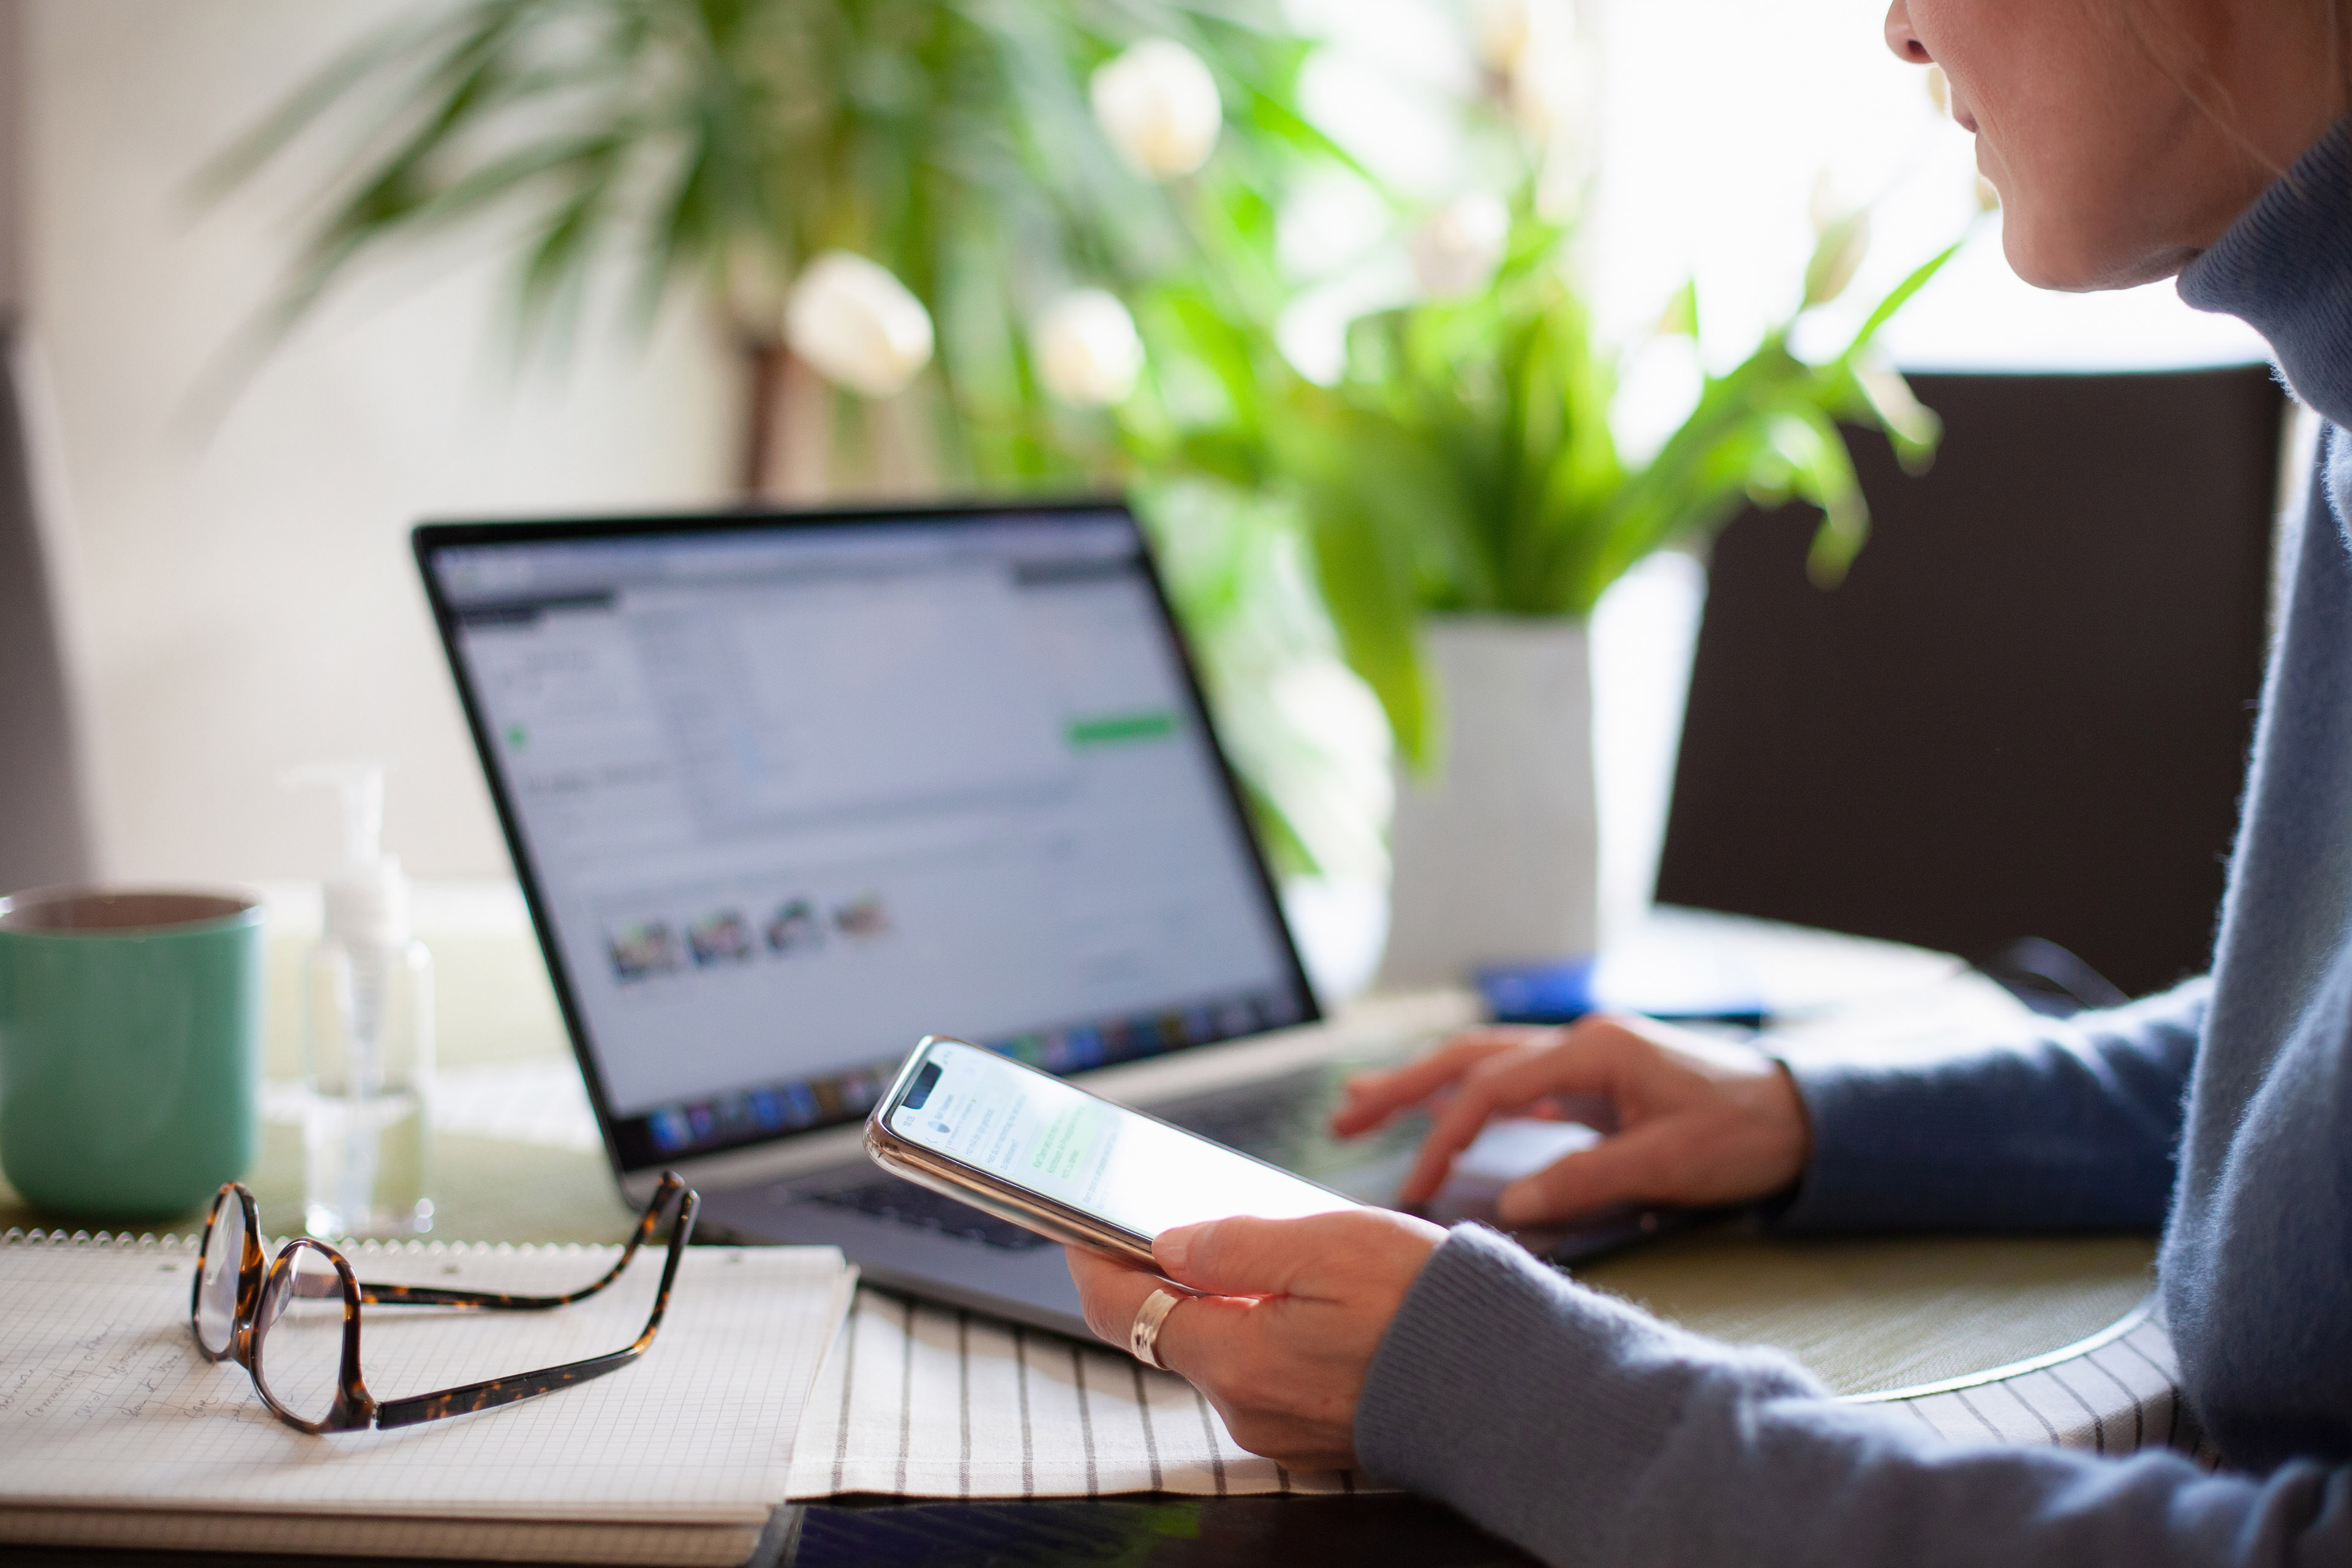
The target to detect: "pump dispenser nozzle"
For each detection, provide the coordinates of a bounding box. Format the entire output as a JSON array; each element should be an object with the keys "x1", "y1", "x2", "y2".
[
  {"x1": 288, "y1": 760, "x2": 385, "y2": 870},
  {"x1": 285, "y1": 761, "x2": 408, "y2": 948}
]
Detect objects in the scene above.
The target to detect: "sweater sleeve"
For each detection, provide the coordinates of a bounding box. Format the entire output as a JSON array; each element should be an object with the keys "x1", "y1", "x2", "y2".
[
  {"x1": 1355, "y1": 1226, "x2": 2352, "y2": 1568},
  {"x1": 1771, "y1": 979, "x2": 2207, "y2": 1232}
]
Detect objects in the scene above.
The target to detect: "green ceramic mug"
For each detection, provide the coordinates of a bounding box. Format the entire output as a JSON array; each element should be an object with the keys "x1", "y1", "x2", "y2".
[{"x1": 0, "y1": 887, "x2": 266, "y2": 1219}]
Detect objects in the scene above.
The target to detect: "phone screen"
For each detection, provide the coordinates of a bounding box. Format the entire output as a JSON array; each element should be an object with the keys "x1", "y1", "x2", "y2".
[{"x1": 883, "y1": 1039, "x2": 1353, "y2": 1240}]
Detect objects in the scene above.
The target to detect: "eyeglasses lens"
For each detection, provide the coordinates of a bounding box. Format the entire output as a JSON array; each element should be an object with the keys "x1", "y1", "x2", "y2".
[
  {"x1": 195, "y1": 1197, "x2": 244, "y2": 1356},
  {"x1": 254, "y1": 1246, "x2": 345, "y2": 1425}
]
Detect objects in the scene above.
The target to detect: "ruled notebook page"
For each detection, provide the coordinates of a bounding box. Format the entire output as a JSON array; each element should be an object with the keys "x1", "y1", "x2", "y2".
[{"x1": 0, "y1": 1234, "x2": 856, "y2": 1524}]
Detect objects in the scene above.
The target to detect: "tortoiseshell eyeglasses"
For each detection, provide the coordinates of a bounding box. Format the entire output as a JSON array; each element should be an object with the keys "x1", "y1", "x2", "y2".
[{"x1": 189, "y1": 1170, "x2": 699, "y2": 1434}]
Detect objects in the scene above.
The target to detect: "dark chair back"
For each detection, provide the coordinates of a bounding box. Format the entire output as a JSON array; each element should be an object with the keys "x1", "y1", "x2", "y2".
[
  {"x1": 0, "y1": 315, "x2": 95, "y2": 892},
  {"x1": 1654, "y1": 366, "x2": 2287, "y2": 999}
]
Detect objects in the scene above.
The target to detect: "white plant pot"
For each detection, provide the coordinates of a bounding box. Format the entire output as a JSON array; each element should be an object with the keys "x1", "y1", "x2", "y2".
[{"x1": 1378, "y1": 615, "x2": 1598, "y2": 989}]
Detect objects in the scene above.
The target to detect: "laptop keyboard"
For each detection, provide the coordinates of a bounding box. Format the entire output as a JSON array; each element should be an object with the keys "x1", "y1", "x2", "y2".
[
  {"x1": 813, "y1": 1063, "x2": 1426, "y2": 1251},
  {"x1": 810, "y1": 1178, "x2": 1057, "y2": 1251},
  {"x1": 1161, "y1": 1069, "x2": 1344, "y2": 1163}
]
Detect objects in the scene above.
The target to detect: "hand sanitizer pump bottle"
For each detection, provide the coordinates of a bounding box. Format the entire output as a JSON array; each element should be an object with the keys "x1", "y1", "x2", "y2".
[{"x1": 293, "y1": 763, "x2": 433, "y2": 1239}]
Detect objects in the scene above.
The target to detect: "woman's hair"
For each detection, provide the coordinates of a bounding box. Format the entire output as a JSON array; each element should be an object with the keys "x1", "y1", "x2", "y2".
[
  {"x1": 2325, "y1": 0, "x2": 2352, "y2": 123},
  {"x1": 2120, "y1": 0, "x2": 2352, "y2": 179},
  {"x1": 2338, "y1": 0, "x2": 2352, "y2": 110}
]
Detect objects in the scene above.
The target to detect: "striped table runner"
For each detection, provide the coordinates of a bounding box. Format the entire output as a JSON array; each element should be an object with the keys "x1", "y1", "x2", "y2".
[
  {"x1": 786, "y1": 1289, "x2": 2214, "y2": 1499},
  {"x1": 1856, "y1": 1296, "x2": 2219, "y2": 1464},
  {"x1": 786, "y1": 1290, "x2": 1360, "y2": 1498}
]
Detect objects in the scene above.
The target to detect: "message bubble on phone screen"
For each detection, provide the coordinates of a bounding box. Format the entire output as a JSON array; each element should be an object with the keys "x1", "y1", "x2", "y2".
[{"x1": 887, "y1": 1040, "x2": 1352, "y2": 1240}]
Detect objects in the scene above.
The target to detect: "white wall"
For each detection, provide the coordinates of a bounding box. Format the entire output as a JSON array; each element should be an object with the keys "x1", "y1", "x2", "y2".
[
  {"x1": 0, "y1": 0, "x2": 23, "y2": 314},
  {"x1": 1586, "y1": 0, "x2": 2267, "y2": 374},
  {"x1": 26, "y1": 0, "x2": 736, "y2": 884}
]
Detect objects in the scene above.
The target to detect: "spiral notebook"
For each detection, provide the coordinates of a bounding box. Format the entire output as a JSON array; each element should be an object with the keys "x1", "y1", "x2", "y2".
[{"x1": 0, "y1": 1227, "x2": 856, "y2": 1566}]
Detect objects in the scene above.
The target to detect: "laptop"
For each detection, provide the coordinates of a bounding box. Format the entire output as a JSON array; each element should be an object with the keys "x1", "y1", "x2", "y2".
[{"x1": 413, "y1": 498, "x2": 1472, "y2": 1338}]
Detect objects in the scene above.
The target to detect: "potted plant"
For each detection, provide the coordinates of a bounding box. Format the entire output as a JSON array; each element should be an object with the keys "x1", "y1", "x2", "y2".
[
  {"x1": 214, "y1": 0, "x2": 1962, "y2": 987},
  {"x1": 1128, "y1": 189, "x2": 1958, "y2": 983},
  {"x1": 202, "y1": 0, "x2": 1377, "y2": 887},
  {"x1": 201, "y1": 0, "x2": 1345, "y2": 499}
]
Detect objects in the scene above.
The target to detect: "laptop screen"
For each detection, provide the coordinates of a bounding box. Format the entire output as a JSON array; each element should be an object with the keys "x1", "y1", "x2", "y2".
[{"x1": 417, "y1": 504, "x2": 1316, "y2": 1172}]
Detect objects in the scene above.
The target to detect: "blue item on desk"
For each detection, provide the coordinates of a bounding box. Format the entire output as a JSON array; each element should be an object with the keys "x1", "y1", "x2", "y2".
[{"x1": 1477, "y1": 957, "x2": 1768, "y2": 1029}]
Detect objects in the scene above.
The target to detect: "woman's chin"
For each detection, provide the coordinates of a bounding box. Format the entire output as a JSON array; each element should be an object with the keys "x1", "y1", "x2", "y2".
[{"x1": 1999, "y1": 216, "x2": 2181, "y2": 295}]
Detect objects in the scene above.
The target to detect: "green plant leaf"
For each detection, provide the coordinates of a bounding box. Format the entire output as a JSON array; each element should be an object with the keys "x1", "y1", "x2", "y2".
[
  {"x1": 1839, "y1": 238, "x2": 1964, "y2": 360},
  {"x1": 1303, "y1": 488, "x2": 1433, "y2": 769}
]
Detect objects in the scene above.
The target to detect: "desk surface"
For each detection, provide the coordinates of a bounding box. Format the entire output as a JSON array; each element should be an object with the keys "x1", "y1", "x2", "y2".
[
  {"x1": 0, "y1": 897, "x2": 2155, "y2": 1399},
  {"x1": 0, "y1": 1496, "x2": 1555, "y2": 1568},
  {"x1": 0, "y1": 894, "x2": 2158, "y2": 1563}
]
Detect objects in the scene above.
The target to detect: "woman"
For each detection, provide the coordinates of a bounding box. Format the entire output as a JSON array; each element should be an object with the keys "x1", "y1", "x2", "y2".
[{"x1": 1066, "y1": 1, "x2": 2352, "y2": 1561}]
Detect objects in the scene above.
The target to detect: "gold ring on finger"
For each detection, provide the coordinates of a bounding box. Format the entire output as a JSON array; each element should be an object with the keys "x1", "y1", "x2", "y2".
[{"x1": 1129, "y1": 1287, "x2": 1186, "y2": 1371}]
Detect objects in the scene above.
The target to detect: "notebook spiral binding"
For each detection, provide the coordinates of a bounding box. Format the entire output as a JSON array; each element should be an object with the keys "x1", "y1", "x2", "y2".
[
  {"x1": 2, "y1": 1227, "x2": 617, "y2": 1257},
  {"x1": 2, "y1": 1227, "x2": 198, "y2": 1250}
]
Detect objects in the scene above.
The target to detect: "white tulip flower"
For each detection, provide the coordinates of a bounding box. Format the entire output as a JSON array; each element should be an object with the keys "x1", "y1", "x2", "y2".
[
  {"x1": 1509, "y1": 53, "x2": 1570, "y2": 146},
  {"x1": 1410, "y1": 192, "x2": 1512, "y2": 298},
  {"x1": 1091, "y1": 39, "x2": 1223, "y2": 181},
  {"x1": 1469, "y1": 0, "x2": 1533, "y2": 74},
  {"x1": 1033, "y1": 289, "x2": 1145, "y2": 407},
  {"x1": 783, "y1": 251, "x2": 935, "y2": 398},
  {"x1": 1802, "y1": 209, "x2": 1871, "y2": 309}
]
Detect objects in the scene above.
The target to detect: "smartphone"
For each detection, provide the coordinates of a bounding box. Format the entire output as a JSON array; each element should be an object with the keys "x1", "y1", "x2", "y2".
[{"x1": 865, "y1": 1036, "x2": 1358, "y2": 1266}]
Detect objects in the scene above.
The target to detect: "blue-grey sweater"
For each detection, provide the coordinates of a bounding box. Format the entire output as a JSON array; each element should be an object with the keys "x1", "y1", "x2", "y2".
[{"x1": 1354, "y1": 118, "x2": 2352, "y2": 1566}]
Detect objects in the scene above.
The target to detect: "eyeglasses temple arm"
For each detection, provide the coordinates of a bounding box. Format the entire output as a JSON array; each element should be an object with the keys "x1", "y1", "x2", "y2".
[
  {"x1": 369, "y1": 1191, "x2": 699, "y2": 1431},
  {"x1": 372, "y1": 1344, "x2": 646, "y2": 1429},
  {"x1": 354, "y1": 1282, "x2": 576, "y2": 1310},
  {"x1": 356, "y1": 1173, "x2": 693, "y2": 1313}
]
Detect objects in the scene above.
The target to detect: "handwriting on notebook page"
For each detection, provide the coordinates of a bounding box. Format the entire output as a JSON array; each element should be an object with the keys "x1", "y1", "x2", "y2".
[{"x1": 0, "y1": 1237, "x2": 854, "y2": 1525}]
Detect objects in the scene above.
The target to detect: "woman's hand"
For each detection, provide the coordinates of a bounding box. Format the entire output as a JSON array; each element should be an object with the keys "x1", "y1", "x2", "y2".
[
  {"x1": 1332, "y1": 1016, "x2": 1812, "y2": 1227},
  {"x1": 1065, "y1": 1208, "x2": 1444, "y2": 1471}
]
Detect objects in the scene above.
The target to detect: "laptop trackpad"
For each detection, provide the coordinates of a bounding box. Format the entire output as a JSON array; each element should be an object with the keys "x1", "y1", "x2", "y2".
[{"x1": 1424, "y1": 1118, "x2": 1604, "y2": 1225}]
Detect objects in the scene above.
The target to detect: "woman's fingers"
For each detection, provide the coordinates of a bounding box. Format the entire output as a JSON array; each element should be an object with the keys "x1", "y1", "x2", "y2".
[
  {"x1": 1154, "y1": 1208, "x2": 1441, "y2": 1299},
  {"x1": 1155, "y1": 1215, "x2": 1305, "y2": 1297},
  {"x1": 1064, "y1": 1244, "x2": 1164, "y2": 1348},
  {"x1": 1330, "y1": 1031, "x2": 1549, "y2": 1135},
  {"x1": 1068, "y1": 1212, "x2": 1439, "y2": 1357},
  {"x1": 1063, "y1": 1245, "x2": 1264, "y2": 1390},
  {"x1": 1494, "y1": 1119, "x2": 1689, "y2": 1224},
  {"x1": 1487, "y1": 1042, "x2": 1814, "y2": 1224},
  {"x1": 1392, "y1": 1027, "x2": 1634, "y2": 1205},
  {"x1": 1129, "y1": 1286, "x2": 1261, "y2": 1381},
  {"x1": 1069, "y1": 1213, "x2": 1446, "y2": 1474}
]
